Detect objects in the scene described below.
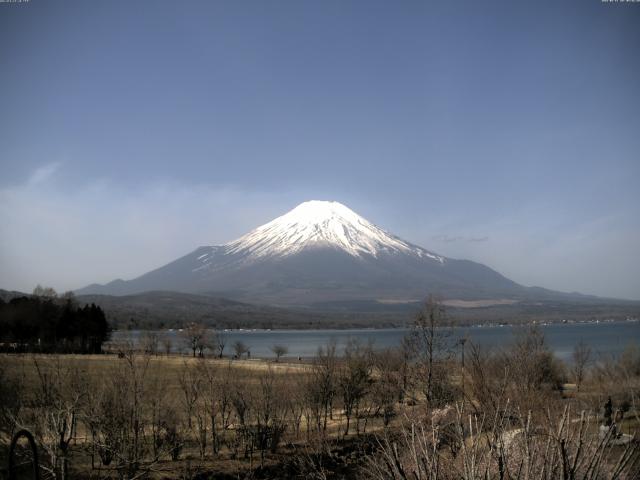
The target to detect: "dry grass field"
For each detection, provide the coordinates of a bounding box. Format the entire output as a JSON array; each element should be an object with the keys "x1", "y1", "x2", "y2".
[{"x1": 1, "y1": 327, "x2": 639, "y2": 479}]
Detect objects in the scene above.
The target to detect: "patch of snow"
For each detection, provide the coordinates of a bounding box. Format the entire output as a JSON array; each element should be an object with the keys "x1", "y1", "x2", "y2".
[{"x1": 221, "y1": 200, "x2": 446, "y2": 262}]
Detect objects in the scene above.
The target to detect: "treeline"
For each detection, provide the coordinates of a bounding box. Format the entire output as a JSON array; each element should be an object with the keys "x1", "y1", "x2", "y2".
[{"x1": 0, "y1": 286, "x2": 110, "y2": 354}]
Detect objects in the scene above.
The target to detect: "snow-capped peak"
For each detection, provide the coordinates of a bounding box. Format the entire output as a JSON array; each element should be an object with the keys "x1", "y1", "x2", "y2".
[{"x1": 222, "y1": 200, "x2": 445, "y2": 262}]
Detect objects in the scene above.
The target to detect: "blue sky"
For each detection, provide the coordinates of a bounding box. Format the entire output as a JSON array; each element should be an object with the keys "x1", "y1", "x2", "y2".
[{"x1": 1, "y1": 0, "x2": 639, "y2": 299}]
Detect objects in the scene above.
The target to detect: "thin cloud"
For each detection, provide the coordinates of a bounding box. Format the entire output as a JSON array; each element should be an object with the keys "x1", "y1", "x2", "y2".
[
  {"x1": 27, "y1": 162, "x2": 62, "y2": 186},
  {"x1": 0, "y1": 164, "x2": 298, "y2": 293}
]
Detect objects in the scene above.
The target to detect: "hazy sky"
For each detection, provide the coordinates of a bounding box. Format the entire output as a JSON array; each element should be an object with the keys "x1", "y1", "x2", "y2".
[{"x1": 1, "y1": 0, "x2": 639, "y2": 300}]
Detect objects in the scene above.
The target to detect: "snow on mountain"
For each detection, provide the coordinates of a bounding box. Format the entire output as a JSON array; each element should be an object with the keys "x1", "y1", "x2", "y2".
[
  {"x1": 204, "y1": 201, "x2": 444, "y2": 266},
  {"x1": 77, "y1": 200, "x2": 527, "y2": 304},
  {"x1": 71, "y1": 199, "x2": 635, "y2": 316}
]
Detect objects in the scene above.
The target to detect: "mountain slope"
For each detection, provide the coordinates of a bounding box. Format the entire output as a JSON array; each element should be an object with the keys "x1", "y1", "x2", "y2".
[
  {"x1": 74, "y1": 291, "x2": 335, "y2": 329},
  {"x1": 77, "y1": 201, "x2": 536, "y2": 305}
]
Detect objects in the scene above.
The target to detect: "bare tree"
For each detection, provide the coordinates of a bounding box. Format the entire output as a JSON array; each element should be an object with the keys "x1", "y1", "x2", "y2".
[
  {"x1": 233, "y1": 340, "x2": 249, "y2": 359},
  {"x1": 181, "y1": 323, "x2": 207, "y2": 358},
  {"x1": 85, "y1": 350, "x2": 152, "y2": 479},
  {"x1": 216, "y1": 362, "x2": 235, "y2": 432},
  {"x1": 177, "y1": 362, "x2": 210, "y2": 458},
  {"x1": 33, "y1": 284, "x2": 58, "y2": 298},
  {"x1": 141, "y1": 332, "x2": 159, "y2": 356},
  {"x1": 198, "y1": 360, "x2": 222, "y2": 455},
  {"x1": 24, "y1": 356, "x2": 86, "y2": 480},
  {"x1": 214, "y1": 329, "x2": 227, "y2": 358},
  {"x1": 507, "y1": 326, "x2": 565, "y2": 416},
  {"x1": 271, "y1": 344, "x2": 288, "y2": 362},
  {"x1": 466, "y1": 342, "x2": 508, "y2": 419},
  {"x1": 252, "y1": 367, "x2": 288, "y2": 465},
  {"x1": 305, "y1": 340, "x2": 338, "y2": 436},
  {"x1": 197, "y1": 329, "x2": 213, "y2": 358},
  {"x1": 338, "y1": 339, "x2": 372, "y2": 436},
  {"x1": 284, "y1": 370, "x2": 307, "y2": 438},
  {"x1": 229, "y1": 371, "x2": 253, "y2": 459},
  {"x1": 572, "y1": 340, "x2": 591, "y2": 392},
  {"x1": 148, "y1": 373, "x2": 182, "y2": 461},
  {"x1": 178, "y1": 362, "x2": 201, "y2": 430},
  {"x1": 410, "y1": 295, "x2": 454, "y2": 407},
  {"x1": 371, "y1": 348, "x2": 405, "y2": 427},
  {"x1": 193, "y1": 386, "x2": 209, "y2": 459}
]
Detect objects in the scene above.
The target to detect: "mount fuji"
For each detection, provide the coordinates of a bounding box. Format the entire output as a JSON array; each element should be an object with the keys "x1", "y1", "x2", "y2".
[{"x1": 77, "y1": 201, "x2": 553, "y2": 307}]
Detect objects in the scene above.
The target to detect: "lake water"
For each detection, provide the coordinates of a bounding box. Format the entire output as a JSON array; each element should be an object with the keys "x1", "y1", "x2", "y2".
[{"x1": 110, "y1": 320, "x2": 639, "y2": 362}]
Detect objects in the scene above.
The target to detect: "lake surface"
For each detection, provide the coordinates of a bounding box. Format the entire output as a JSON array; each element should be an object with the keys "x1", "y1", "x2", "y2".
[{"x1": 110, "y1": 320, "x2": 639, "y2": 362}]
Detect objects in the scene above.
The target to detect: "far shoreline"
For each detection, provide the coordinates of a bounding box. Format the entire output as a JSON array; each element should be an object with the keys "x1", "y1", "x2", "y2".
[
  {"x1": 110, "y1": 316, "x2": 639, "y2": 334},
  {"x1": 107, "y1": 319, "x2": 640, "y2": 363}
]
